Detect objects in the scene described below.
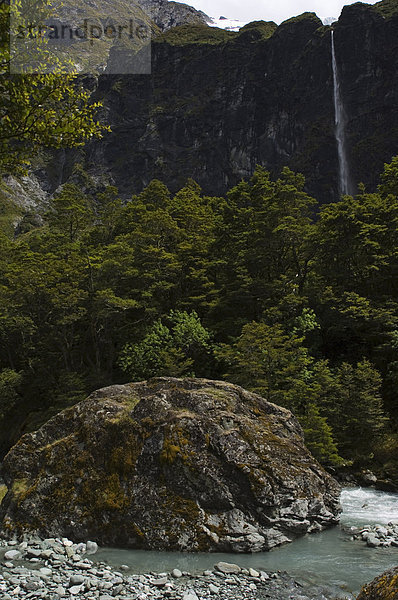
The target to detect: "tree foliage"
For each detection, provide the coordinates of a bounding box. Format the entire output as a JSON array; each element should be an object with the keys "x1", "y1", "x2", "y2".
[{"x1": 119, "y1": 310, "x2": 213, "y2": 380}]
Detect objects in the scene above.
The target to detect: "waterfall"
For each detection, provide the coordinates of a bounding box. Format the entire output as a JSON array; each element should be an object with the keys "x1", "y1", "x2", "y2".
[{"x1": 331, "y1": 30, "x2": 352, "y2": 196}]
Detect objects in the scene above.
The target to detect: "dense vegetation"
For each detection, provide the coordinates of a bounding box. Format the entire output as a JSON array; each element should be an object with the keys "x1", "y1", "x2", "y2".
[{"x1": 1, "y1": 159, "x2": 398, "y2": 478}]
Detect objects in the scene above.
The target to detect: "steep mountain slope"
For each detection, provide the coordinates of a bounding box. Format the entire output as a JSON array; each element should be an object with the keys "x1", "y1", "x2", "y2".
[{"x1": 47, "y1": 0, "x2": 209, "y2": 73}]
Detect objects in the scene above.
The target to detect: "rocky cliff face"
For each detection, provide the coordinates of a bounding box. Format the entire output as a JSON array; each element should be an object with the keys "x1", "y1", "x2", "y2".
[
  {"x1": 69, "y1": 0, "x2": 398, "y2": 202},
  {"x1": 139, "y1": 0, "x2": 209, "y2": 31},
  {"x1": 0, "y1": 378, "x2": 340, "y2": 551},
  {"x1": 356, "y1": 566, "x2": 398, "y2": 600}
]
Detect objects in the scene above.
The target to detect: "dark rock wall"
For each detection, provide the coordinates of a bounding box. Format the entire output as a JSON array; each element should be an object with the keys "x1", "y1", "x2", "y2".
[{"x1": 80, "y1": 3, "x2": 398, "y2": 202}]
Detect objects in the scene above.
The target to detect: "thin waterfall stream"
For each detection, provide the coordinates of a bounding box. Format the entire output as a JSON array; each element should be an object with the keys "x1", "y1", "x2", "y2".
[{"x1": 331, "y1": 30, "x2": 352, "y2": 196}]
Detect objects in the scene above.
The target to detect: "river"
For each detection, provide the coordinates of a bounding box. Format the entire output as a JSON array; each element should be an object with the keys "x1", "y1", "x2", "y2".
[{"x1": 95, "y1": 487, "x2": 398, "y2": 597}]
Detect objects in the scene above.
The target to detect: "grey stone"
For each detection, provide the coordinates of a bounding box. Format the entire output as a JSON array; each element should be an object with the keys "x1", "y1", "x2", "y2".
[
  {"x1": 249, "y1": 568, "x2": 260, "y2": 578},
  {"x1": 209, "y1": 583, "x2": 220, "y2": 594},
  {"x1": 215, "y1": 562, "x2": 241, "y2": 574},
  {"x1": 86, "y1": 541, "x2": 98, "y2": 555},
  {"x1": 69, "y1": 574, "x2": 85, "y2": 586},
  {"x1": 69, "y1": 585, "x2": 83, "y2": 595},
  {"x1": 54, "y1": 585, "x2": 66, "y2": 596},
  {"x1": 171, "y1": 569, "x2": 182, "y2": 579},
  {"x1": 0, "y1": 379, "x2": 340, "y2": 552},
  {"x1": 367, "y1": 535, "x2": 381, "y2": 548},
  {"x1": 23, "y1": 581, "x2": 41, "y2": 591},
  {"x1": 182, "y1": 591, "x2": 199, "y2": 600},
  {"x1": 4, "y1": 550, "x2": 21, "y2": 561},
  {"x1": 26, "y1": 548, "x2": 42, "y2": 558},
  {"x1": 151, "y1": 576, "x2": 168, "y2": 587}
]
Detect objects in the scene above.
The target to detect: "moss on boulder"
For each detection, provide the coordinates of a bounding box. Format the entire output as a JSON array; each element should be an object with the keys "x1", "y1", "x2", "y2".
[
  {"x1": 357, "y1": 566, "x2": 398, "y2": 600},
  {"x1": 0, "y1": 378, "x2": 341, "y2": 551}
]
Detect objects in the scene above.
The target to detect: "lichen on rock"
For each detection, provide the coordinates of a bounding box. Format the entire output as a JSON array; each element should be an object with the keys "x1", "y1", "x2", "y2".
[
  {"x1": 356, "y1": 566, "x2": 398, "y2": 600},
  {"x1": 0, "y1": 377, "x2": 341, "y2": 552}
]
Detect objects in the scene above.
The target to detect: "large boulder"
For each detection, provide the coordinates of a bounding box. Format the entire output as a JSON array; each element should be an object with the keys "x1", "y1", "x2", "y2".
[
  {"x1": 356, "y1": 566, "x2": 398, "y2": 600},
  {"x1": 0, "y1": 378, "x2": 340, "y2": 551}
]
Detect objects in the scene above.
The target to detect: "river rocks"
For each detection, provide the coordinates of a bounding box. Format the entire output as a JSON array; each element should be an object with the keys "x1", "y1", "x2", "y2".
[
  {"x1": 356, "y1": 566, "x2": 398, "y2": 600},
  {"x1": 349, "y1": 523, "x2": 398, "y2": 548},
  {"x1": 0, "y1": 535, "x2": 336, "y2": 600},
  {"x1": 0, "y1": 378, "x2": 341, "y2": 552}
]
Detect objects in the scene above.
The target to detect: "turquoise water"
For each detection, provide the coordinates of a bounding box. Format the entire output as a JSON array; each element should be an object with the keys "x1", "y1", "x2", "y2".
[{"x1": 96, "y1": 488, "x2": 398, "y2": 596}]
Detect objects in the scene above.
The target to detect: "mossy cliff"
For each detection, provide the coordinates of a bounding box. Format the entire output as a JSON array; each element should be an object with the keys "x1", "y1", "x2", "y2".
[
  {"x1": 0, "y1": 378, "x2": 340, "y2": 551},
  {"x1": 357, "y1": 566, "x2": 398, "y2": 600},
  {"x1": 74, "y1": 0, "x2": 398, "y2": 203}
]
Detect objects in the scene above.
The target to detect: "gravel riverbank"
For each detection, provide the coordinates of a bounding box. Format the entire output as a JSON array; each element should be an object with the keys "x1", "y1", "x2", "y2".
[{"x1": 0, "y1": 537, "x2": 340, "y2": 600}]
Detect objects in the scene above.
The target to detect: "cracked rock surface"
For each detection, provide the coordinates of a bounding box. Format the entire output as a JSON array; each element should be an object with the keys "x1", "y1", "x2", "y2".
[{"x1": 0, "y1": 378, "x2": 340, "y2": 551}]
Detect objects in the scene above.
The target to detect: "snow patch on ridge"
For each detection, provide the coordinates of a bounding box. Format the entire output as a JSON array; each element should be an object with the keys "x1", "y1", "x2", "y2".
[
  {"x1": 322, "y1": 16, "x2": 338, "y2": 25},
  {"x1": 209, "y1": 15, "x2": 248, "y2": 31}
]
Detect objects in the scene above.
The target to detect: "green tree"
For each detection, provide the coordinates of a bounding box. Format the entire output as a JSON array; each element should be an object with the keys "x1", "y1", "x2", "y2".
[
  {"x1": 0, "y1": 368, "x2": 22, "y2": 417},
  {"x1": 46, "y1": 184, "x2": 95, "y2": 243},
  {"x1": 315, "y1": 189, "x2": 398, "y2": 299},
  {"x1": 313, "y1": 177, "x2": 398, "y2": 373},
  {"x1": 333, "y1": 360, "x2": 387, "y2": 461},
  {"x1": 299, "y1": 403, "x2": 343, "y2": 466},
  {"x1": 119, "y1": 310, "x2": 212, "y2": 380},
  {"x1": 378, "y1": 155, "x2": 398, "y2": 197},
  {"x1": 216, "y1": 321, "x2": 311, "y2": 409},
  {"x1": 210, "y1": 166, "x2": 316, "y2": 338},
  {"x1": 167, "y1": 180, "x2": 220, "y2": 313},
  {"x1": 0, "y1": 0, "x2": 107, "y2": 173}
]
